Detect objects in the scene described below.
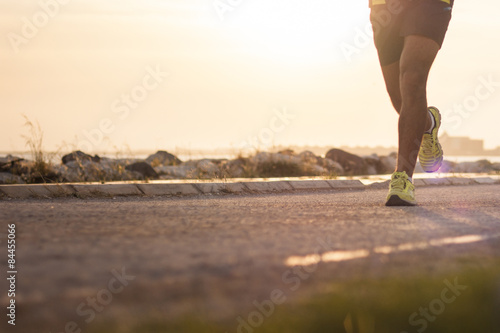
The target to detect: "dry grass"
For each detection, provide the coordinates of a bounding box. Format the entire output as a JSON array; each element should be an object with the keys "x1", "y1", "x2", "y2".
[{"x1": 21, "y1": 115, "x2": 59, "y2": 183}]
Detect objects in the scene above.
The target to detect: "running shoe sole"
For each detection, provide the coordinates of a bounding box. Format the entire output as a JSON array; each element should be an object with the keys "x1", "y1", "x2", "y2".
[{"x1": 385, "y1": 195, "x2": 417, "y2": 207}]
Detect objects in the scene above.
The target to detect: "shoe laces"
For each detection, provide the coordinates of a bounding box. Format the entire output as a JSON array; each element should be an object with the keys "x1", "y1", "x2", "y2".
[
  {"x1": 391, "y1": 174, "x2": 408, "y2": 190},
  {"x1": 421, "y1": 133, "x2": 436, "y2": 155}
]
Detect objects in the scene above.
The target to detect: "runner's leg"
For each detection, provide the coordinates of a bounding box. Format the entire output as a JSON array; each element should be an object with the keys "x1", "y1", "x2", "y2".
[
  {"x1": 381, "y1": 61, "x2": 402, "y2": 113},
  {"x1": 395, "y1": 35, "x2": 440, "y2": 177}
]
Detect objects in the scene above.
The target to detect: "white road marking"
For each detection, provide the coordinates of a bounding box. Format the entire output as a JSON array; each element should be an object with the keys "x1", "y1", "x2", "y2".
[{"x1": 285, "y1": 233, "x2": 500, "y2": 267}]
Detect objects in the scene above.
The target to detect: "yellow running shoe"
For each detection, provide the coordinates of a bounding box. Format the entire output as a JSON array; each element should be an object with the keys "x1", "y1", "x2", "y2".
[
  {"x1": 385, "y1": 171, "x2": 416, "y2": 206},
  {"x1": 419, "y1": 106, "x2": 443, "y2": 173}
]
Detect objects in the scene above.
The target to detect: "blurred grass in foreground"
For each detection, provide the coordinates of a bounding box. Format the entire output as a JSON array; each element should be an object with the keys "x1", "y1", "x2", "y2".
[{"x1": 86, "y1": 261, "x2": 500, "y2": 333}]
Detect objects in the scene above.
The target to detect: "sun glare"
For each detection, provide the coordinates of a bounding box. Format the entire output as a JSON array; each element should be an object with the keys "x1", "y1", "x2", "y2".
[{"x1": 225, "y1": 1, "x2": 370, "y2": 65}]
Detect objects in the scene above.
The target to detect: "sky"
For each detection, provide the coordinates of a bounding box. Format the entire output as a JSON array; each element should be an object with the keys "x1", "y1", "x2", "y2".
[{"x1": 1, "y1": 0, "x2": 499, "y2": 155}]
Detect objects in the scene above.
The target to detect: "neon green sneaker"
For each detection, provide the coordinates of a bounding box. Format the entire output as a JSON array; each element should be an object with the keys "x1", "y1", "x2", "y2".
[
  {"x1": 419, "y1": 106, "x2": 443, "y2": 173},
  {"x1": 385, "y1": 171, "x2": 416, "y2": 206}
]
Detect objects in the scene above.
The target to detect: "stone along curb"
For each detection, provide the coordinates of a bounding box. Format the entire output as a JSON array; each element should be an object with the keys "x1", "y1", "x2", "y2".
[
  {"x1": 194, "y1": 183, "x2": 248, "y2": 195},
  {"x1": 0, "y1": 179, "x2": 365, "y2": 199},
  {"x1": 136, "y1": 183, "x2": 200, "y2": 196},
  {"x1": 72, "y1": 184, "x2": 143, "y2": 197},
  {"x1": 0, "y1": 177, "x2": 497, "y2": 199}
]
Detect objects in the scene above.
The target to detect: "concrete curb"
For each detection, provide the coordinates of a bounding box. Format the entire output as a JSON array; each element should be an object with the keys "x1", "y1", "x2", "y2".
[{"x1": 0, "y1": 177, "x2": 498, "y2": 200}]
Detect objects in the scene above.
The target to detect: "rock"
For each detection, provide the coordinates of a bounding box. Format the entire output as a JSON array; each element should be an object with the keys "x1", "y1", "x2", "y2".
[
  {"x1": 363, "y1": 154, "x2": 380, "y2": 175},
  {"x1": 0, "y1": 172, "x2": 25, "y2": 184},
  {"x1": 154, "y1": 165, "x2": 196, "y2": 178},
  {"x1": 58, "y1": 160, "x2": 100, "y2": 182},
  {"x1": 156, "y1": 159, "x2": 223, "y2": 179},
  {"x1": 208, "y1": 159, "x2": 228, "y2": 166},
  {"x1": 0, "y1": 157, "x2": 60, "y2": 183},
  {"x1": 278, "y1": 149, "x2": 295, "y2": 156},
  {"x1": 250, "y1": 152, "x2": 273, "y2": 164},
  {"x1": 251, "y1": 152, "x2": 302, "y2": 165},
  {"x1": 365, "y1": 165, "x2": 378, "y2": 175},
  {"x1": 114, "y1": 158, "x2": 144, "y2": 165},
  {"x1": 146, "y1": 151, "x2": 182, "y2": 166},
  {"x1": 121, "y1": 171, "x2": 144, "y2": 181},
  {"x1": 298, "y1": 151, "x2": 320, "y2": 164},
  {"x1": 125, "y1": 162, "x2": 159, "y2": 179},
  {"x1": 325, "y1": 148, "x2": 367, "y2": 175},
  {"x1": 311, "y1": 165, "x2": 328, "y2": 175},
  {"x1": 0, "y1": 155, "x2": 25, "y2": 173},
  {"x1": 98, "y1": 158, "x2": 144, "y2": 181},
  {"x1": 4, "y1": 159, "x2": 32, "y2": 175},
  {"x1": 58, "y1": 159, "x2": 141, "y2": 182},
  {"x1": 377, "y1": 154, "x2": 397, "y2": 174},
  {"x1": 244, "y1": 151, "x2": 337, "y2": 177},
  {"x1": 452, "y1": 160, "x2": 493, "y2": 173},
  {"x1": 0, "y1": 163, "x2": 10, "y2": 174},
  {"x1": 62, "y1": 151, "x2": 100, "y2": 165},
  {"x1": 29, "y1": 170, "x2": 60, "y2": 184},
  {"x1": 437, "y1": 160, "x2": 456, "y2": 173},
  {"x1": 224, "y1": 158, "x2": 247, "y2": 178},
  {"x1": 363, "y1": 154, "x2": 379, "y2": 163},
  {"x1": 0, "y1": 155, "x2": 24, "y2": 168},
  {"x1": 320, "y1": 158, "x2": 344, "y2": 175},
  {"x1": 196, "y1": 159, "x2": 219, "y2": 178},
  {"x1": 253, "y1": 155, "x2": 303, "y2": 178}
]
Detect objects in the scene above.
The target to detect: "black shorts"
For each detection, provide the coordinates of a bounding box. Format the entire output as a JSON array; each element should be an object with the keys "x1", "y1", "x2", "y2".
[{"x1": 370, "y1": 0, "x2": 453, "y2": 66}]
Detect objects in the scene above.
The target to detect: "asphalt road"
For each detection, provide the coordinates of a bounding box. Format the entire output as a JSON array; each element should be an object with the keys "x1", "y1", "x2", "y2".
[{"x1": 1, "y1": 184, "x2": 499, "y2": 333}]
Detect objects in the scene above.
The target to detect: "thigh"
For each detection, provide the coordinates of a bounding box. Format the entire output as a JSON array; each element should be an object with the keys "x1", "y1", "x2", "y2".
[
  {"x1": 371, "y1": 0, "x2": 452, "y2": 66},
  {"x1": 370, "y1": 1, "x2": 406, "y2": 66},
  {"x1": 400, "y1": 35, "x2": 440, "y2": 77},
  {"x1": 401, "y1": 0, "x2": 453, "y2": 48}
]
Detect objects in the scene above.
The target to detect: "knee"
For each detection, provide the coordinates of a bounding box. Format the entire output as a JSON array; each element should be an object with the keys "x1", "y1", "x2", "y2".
[{"x1": 400, "y1": 69, "x2": 427, "y2": 94}]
